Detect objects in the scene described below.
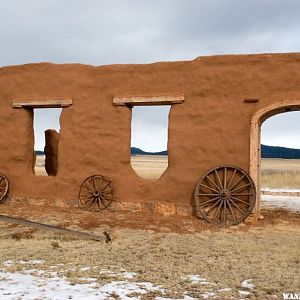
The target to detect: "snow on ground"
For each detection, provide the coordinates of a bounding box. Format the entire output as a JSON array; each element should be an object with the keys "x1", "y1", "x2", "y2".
[
  {"x1": 261, "y1": 188, "x2": 300, "y2": 193},
  {"x1": 0, "y1": 270, "x2": 163, "y2": 300},
  {"x1": 0, "y1": 260, "x2": 259, "y2": 299},
  {"x1": 241, "y1": 279, "x2": 255, "y2": 289},
  {"x1": 184, "y1": 275, "x2": 211, "y2": 285},
  {"x1": 261, "y1": 194, "x2": 300, "y2": 212}
]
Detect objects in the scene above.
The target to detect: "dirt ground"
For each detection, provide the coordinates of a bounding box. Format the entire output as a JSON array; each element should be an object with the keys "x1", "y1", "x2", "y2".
[{"x1": 0, "y1": 202, "x2": 299, "y2": 299}]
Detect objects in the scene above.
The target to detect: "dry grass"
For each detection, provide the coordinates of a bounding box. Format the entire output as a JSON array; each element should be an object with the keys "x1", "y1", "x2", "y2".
[
  {"x1": 261, "y1": 158, "x2": 300, "y2": 188},
  {"x1": 131, "y1": 156, "x2": 300, "y2": 188},
  {"x1": 34, "y1": 155, "x2": 47, "y2": 176},
  {"x1": 131, "y1": 155, "x2": 168, "y2": 179},
  {"x1": 0, "y1": 219, "x2": 299, "y2": 299}
]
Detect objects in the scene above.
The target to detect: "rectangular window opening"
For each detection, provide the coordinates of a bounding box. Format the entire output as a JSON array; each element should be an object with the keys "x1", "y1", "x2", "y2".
[
  {"x1": 131, "y1": 105, "x2": 170, "y2": 179},
  {"x1": 33, "y1": 108, "x2": 62, "y2": 176}
]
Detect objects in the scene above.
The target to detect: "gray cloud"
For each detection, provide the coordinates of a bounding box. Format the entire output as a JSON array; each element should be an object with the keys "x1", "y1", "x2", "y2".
[
  {"x1": 261, "y1": 112, "x2": 300, "y2": 149},
  {"x1": 0, "y1": 0, "x2": 299, "y2": 150}
]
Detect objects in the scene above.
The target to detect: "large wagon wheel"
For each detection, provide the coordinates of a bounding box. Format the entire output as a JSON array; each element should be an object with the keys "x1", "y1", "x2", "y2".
[
  {"x1": 79, "y1": 175, "x2": 114, "y2": 211},
  {"x1": 194, "y1": 166, "x2": 256, "y2": 226},
  {"x1": 0, "y1": 173, "x2": 9, "y2": 204}
]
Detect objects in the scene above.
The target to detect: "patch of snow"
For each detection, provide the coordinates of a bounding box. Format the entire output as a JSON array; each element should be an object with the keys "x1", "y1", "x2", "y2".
[
  {"x1": 80, "y1": 267, "x2": 91, "y2": 271},
  {"x1": 99, "y1": 269, "x2": 136, "y2": 279},
  {"x1": 80, "y1": 277, "x2": 97, "y2": 282},
  {"x1": 23, "y1": 269, "x2": 46, "y2": 276},
  {"x1": 0, "y1": 271, "x2": 164, "y2": 300},
  {"x1": 3, "y1": 260, "x2": 14, "y2": 267},
  {"x1": 201, "y1": 291, "x2": 216, "y2": 299},
  {"x1": 261, "y1": 195, "x2": 300, "y2": 212},
  {"x1": 217, "y1": 288, "x2": 231, "y2": 292},
  {"x1": 239, "y1": 290, "x2": 251, "y2": 296},
  {"x1": 241, "y1": 279, "x2": 255, "y2": 289},
  {"x1": 156, "y1": 296, "x2": 196, "y2": 300},
  {"x1": 20, "y1": 260, "x2": 45, "y2": 265},
  {"x1": 121, "y1": 272, "x2": 136, "y2": 279},
  {"x1": 261, "y1": 188, "x2": 300, "y2": 193},
  {"x1": 185, "y1": 275, "x2": 210, "y2": 285}
]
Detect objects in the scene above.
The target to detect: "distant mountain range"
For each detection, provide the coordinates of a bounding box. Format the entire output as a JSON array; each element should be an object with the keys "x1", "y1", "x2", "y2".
[
  {"x1": 131, "y1": 147, "x2": 168, "y2": 156},
  {"x1": 35, "y1": 145, "x2": 300, "y2": 159},
  {"x1": 261, "y1": 144, "x2": 300, "y2": 159}
]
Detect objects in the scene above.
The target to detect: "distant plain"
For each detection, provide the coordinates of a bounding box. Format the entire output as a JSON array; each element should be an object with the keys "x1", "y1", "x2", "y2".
[{"x1": 35, "y1": 155, "x2": 300, "y2": 189}]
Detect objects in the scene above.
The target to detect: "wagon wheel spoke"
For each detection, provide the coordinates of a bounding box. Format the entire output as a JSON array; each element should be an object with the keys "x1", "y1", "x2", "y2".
[
  {"x1": 199, "y1": 183, "x2": 219, "y2": 194},
  {"x1": 205, "y1": 175, "x2": 221, "y2": 192},
  {"x1": 88, "y1": 198, "x2": 97, "y2": 208},
  {"x1": 228, "y1": 198, "x2": 244, "y2": 214},
  {"x1": 223, "y1": 167, "x2": 227, "y2": 189},
  {"x1": 230, "y1": 183, "x2": 251, "y2": 194},
  {"x1": 102, "y1": 189, "x2": 113, "y2": 196},
  {"x1": 96, "y1": 176, "x2": 103, "y2": 190},
  {"x1": 226, "y1": 200, "x2": 236, "y2": 221},
  {"x1": 212, "y1": 200, "x2": 223, "y2": 220},
  {"x1": 230, "y1": 195, "x2": 250, "y2": 206},
  {"x1": 194, "y1": 166, "x2": 256, "y2": 225},
  {"x1": 81, "y1": 195, "x2": 94, "y2": 205},
  {"x1": 229, "y1": 174, "x2": 245, "y2": 191},
  {"x1": 100, "y1": 181, "x2": 111, "y2": 192},
  {"x1": 214, "y1": 169, "x2": 223, "y2": 189},
  {"x1": 79, "y1": 175, "x2": 114, "y2": 211},
  {"x1": 85, "y1": 181, "x2": 95, "y2": 193},
  {"x1": 206, "y1": 198, "x2": 222, "y2": 214},
  {"x1": 198, "y1": 196, "x2": 220, "y2": 207},
  {"x1": 91, "y1": 176, "x2": 96, "y2": 189},
  {"x1": 96, "y1": 197, "x2": 101, "y2": 209},
  {"x1": 223, "y1": 199, "x2": 227, "y2": 224},
  {"x1": 226, "y1": 169, "x2": 236, "y2": 190}
]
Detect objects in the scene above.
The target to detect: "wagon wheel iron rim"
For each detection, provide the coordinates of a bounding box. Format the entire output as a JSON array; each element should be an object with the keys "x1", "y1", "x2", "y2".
[
  {"x1": 194, "y1": 165, "x2": 256, "y2": 226},
  {"x1": 0, "y1": 173, "x2": 9, "y2": 204},
  {"x1": 79, "y1": 175, "x2": 114, "y2": 211}
]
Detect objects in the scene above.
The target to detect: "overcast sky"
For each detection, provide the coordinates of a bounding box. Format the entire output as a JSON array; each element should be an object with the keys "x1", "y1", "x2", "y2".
[{"x1": 1, "y1": 0, "x2": 300, "y2": 151}]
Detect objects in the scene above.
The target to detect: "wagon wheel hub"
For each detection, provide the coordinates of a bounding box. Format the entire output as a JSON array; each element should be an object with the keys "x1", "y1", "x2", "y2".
[
  {"x1": 220, "y1": 190, "x2": 230, "y2": 200},
  {"x1": 93, "y1": 190, "x2": 100, "y2": 197}
]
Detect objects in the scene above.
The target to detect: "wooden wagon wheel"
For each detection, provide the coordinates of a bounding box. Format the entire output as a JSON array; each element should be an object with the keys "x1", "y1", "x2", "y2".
[
  {"x1": 194, "y1": 166, "x2": 256, "y2": 226},
  {"x1": 0, "y1": 173, "x2": 9, "y2": 204},
  {"x1": 79, "y1": 175, "x2": 114, "y2": 211}
]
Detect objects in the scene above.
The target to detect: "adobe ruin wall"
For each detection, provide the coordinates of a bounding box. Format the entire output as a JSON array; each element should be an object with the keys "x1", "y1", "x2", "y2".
[{"x1": 0, "y1": 53, "x2": 299, "y2": 216}]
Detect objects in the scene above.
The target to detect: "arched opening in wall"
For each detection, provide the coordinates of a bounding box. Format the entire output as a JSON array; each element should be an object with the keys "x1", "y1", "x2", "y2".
[
  {"x1": 260, "y1": 110, "x2": 300, "y2": 212},
  {"x1": 33, "y1": 108, "x2": 62, "y2": 176},
  {"x1": 131, "y1": 105, "x2": 170, "y2": 179}
]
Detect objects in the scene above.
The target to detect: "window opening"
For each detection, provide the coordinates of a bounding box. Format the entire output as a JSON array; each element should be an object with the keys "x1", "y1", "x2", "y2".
[
  {"x1": 33, "y1": 108, "x2": 62, "y2": 176},
  {"x1": 131, "y1": 105, "x2": 170, "y2": 179}
]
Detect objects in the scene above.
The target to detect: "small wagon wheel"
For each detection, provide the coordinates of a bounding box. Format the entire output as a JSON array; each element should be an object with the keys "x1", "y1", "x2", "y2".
[
  {"x1": 79, "y1": 175, "x2": 114, "y2": 211},
  {"x1": 0, "y1": 173, "x2": 9, "y2": 204},
  {"x1": 194, "y1": 165, "x2": 256, "y2": 226}
]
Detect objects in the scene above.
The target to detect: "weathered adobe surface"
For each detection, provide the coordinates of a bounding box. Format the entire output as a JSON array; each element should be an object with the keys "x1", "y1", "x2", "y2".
[{"x1": 0, "y1": 53, "x2": 300, "y2": 211}]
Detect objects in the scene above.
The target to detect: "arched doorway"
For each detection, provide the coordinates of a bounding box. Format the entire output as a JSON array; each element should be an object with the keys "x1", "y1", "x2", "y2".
[{"x1": 250, "y1": 100, "x2": 300, "y2": 217}]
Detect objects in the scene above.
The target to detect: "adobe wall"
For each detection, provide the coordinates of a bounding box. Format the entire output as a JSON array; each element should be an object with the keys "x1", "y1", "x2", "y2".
[{"x1": 0, "y1": 53, "x2": 300, "y2": 215}]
